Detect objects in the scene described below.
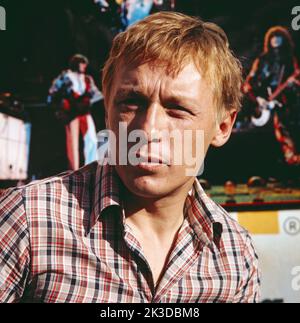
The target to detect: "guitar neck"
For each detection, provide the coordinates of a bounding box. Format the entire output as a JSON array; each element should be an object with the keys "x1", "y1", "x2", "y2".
[{"x1": 269, "y1": 70, "x2": 300, "y2": 101}]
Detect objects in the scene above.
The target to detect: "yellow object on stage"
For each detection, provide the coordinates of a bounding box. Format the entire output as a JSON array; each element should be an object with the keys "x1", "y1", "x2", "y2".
[{"x1": 237, "y1": 211, "x2": 279, "y2": 234}]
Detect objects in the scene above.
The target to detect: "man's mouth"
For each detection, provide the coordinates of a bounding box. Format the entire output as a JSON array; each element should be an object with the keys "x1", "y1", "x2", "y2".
[{"x1": 135, "y1": 153, "x2": 170, "y2": 165}]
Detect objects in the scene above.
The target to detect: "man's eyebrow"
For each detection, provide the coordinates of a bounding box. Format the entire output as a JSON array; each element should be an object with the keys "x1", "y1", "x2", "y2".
[
  {"x1": 115, "y1": 88, "x2": 203, "y2": 112},
  {"x1": 162, "y1": 94, "x2": 201, "y2": 110},
  {"x1": 162, "y1": 94, "x2": 186, "y2": 104},
  {"x1": 115, "y1": 88, "x2": 148, "y2": 99}
]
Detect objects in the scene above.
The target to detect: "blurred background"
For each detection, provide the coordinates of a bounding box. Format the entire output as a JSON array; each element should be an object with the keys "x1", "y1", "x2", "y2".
[{"x1": 0, "y1": 0, "x2": 299, "y2": 185}]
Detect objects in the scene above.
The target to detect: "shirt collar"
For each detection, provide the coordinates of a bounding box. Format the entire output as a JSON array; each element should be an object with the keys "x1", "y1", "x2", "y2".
[
  {"x1": 90, "y1": 163, "x2": 122, "y2": 232},
  {"x1": 185, "y1": 180, "x2": 223, "y2": 248},
  {"x1": 90, "y1": 164, "x2": 223, "y2": 247}
]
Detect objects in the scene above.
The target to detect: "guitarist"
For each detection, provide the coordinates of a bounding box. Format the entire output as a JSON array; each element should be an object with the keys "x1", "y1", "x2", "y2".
[
  {"x1": 48, "y1": 54, "x2": 103, "y2": 170},
  {"x1": 243, "y1": 26, "x2": 300, "y2": 166}
]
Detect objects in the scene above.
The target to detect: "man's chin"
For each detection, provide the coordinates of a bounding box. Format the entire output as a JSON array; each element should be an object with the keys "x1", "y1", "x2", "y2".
[
  {"x1": 131, "y1": 176, "x2": 172, "y2": 198},
  {"x1": 115, "y1": 168, "x2": 169, "y2": 198},
  {"x1": 124, "y1": 174, "x2": 171, "y2": 198},
  {"x1": 115, "y1": 165, "x2": 193, "y2": 199}
]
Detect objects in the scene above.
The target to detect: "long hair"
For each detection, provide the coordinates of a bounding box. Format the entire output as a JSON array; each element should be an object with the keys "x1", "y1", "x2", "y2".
[{"x1": 262, "y1": 26, "x2": 298, "y2": 70}]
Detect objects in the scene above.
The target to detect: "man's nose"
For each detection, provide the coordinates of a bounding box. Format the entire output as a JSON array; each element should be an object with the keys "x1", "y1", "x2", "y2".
[{"x1": 137, "y1": 103, "x2": 166, "y2": 140}]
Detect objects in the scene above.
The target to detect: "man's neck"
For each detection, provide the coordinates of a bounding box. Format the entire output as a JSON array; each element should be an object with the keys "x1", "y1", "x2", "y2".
[{"x1": 122, "y1": 178, "x2": 194, "y2": 240}]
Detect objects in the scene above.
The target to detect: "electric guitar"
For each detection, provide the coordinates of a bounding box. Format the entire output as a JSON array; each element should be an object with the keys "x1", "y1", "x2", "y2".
[{"x1": 251, "y1": 69, "x2": 300, "y2": 127}]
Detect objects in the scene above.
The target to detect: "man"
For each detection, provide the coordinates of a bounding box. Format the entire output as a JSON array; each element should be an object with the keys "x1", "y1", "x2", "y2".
[
  {"x1": 243, "y1": 26, "x2": 300, "y2": 165},
  {"x1": 48, "y1": 54, "x2": 103, "y2": 170},
  {"x1": 0, "y1": 12, "x2": 260, "y2": 303}
]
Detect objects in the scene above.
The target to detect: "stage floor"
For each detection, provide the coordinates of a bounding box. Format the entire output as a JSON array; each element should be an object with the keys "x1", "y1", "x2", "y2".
[{"x1": 207, "y1": 184, "x2": 300, "y2": 211}]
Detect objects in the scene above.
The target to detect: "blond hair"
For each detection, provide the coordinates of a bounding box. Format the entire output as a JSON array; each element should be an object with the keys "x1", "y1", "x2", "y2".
[{"x1": 102, "y1": 12, "x2": 243, "y2": 117}]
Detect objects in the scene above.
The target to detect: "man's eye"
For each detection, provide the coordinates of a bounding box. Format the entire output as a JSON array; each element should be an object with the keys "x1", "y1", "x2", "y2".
[{"x1": 166, "y1": 105, "x2": 194, "y2": 117}]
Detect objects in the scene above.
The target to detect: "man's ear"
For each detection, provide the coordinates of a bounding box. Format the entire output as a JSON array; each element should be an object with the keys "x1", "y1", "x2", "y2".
[{"x1": 211, "y1": 109, "x2": 237, "y2": 147}]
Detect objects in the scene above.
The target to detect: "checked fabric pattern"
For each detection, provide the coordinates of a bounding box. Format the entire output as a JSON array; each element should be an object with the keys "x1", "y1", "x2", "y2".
[{"x1": 0, "y1": 162, "x2": 260, "y2": 303}]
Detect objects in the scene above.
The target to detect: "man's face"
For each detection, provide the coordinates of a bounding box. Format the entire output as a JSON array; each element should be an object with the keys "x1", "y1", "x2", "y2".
[
  {"x1": 106, "y1": 62, "x2": 220, "y2": 198},
  {"x1": 270, "y1": 35, "x2": 283, "y2": 48},
  {"x1": 79, "y1": 63, "x2": 87, "y2": 73}
]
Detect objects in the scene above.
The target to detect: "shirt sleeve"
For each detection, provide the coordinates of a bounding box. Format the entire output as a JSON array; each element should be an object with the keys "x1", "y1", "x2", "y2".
[
  {"x1": 47, "y1": 74, "x2": 62, "y2": 104},
  {"x1": 232, "y1": 234, "x2": 261, "y2": 303},
  {"x1": 0, "y1": 188, "x2": 31, "y2": 303},
  {"x1": 88, "y1": 76, "x2": 104, "y2": 104},
  {"x1": 47, "y1": 72, "x2": 72, "y2": 104}
]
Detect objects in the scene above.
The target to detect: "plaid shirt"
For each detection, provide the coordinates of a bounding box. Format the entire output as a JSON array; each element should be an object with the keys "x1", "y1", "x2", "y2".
[{"x1": 0, "y1": 162, "x2": 260, "y2": 303}]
